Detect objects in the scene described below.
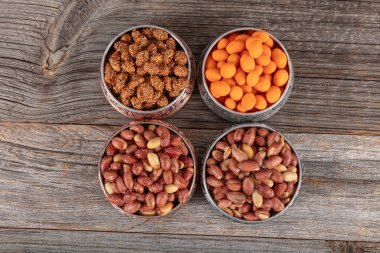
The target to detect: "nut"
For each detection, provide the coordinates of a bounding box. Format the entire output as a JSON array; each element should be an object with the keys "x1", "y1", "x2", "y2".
[
  {"x1": 123, "y1": 201, "x2": 141, "y2": 213},
  {"x1": 108, "y1": 194, "x2": 125, "y2": 206},
  {"x1": 223, "y1": 146, "x2": 232, "y2": 160},
  {"x1": 164, "y1": 184, "x2": 179, "y2": 193},
  {"x1": 176, "y1": 188, "x2": 189, "y2": 204},
  {"x1": 231, "y1": 145, "x2": 248, "y2": 162},
  {"x1": 147, "y1": 152, "x2": 160, "y2": 170},
  {"x1": 212, "y1": 150, "x2": 223, "y2": 161},
  {"x1": 242, "y1": 144, "x2": 255, "y2": 160},
  {"x1": 287, "y1": 166, "x2": 298, "y2": 173},
  {"x1": 111, "y1": 137, "x2": 128, "y2": 150},
  {"x1": 237, "y1": 161, "x2": 260, "y2": 172},
  {"x1": 226, "y1": 179, "x2": 242, "y2": 192},
  {"x1": 242, "y1": 177, "x2": 255, "y2": 195},
  {"x1": 255, "y1": 169, "x2": 272, "y2": 181},
  {"x1": 226, "y1": 192, "x2": 246, "y2": 204},
  {"x1": 243, "y1": 212, "x2": 258, "y2": 221},
  {"x1": 274, "y1": 164, "x2": 287, "y2": 172},
  {"x1": 104, "y1": 182, "x2": 114, "y2": 194},
  {"x1": 134, "y1": 134, "x2": 147, "y2": 148},
  {"x1": 156, "y1": 191, "x2": 168, "y2": 208},
  {"x1": 267, "y1": 141, "x2": 282, "y2": 157},
  {"x1": 233, "y1": 129, "x2": 244, "y2": 141},
  {"x1": 271, "y1": 196, "x2": 285, "y2": 212},
  {"x1": 274, "y1": 182, "x2": 287, "y2": 197},
  {"x1": 252, "y1": 190, "x2": 263, "y2": 208},
  {"x1": 242, "y1": 127, "x2": 256, "y2": 146},
  {"x1": 158, "y1": 202, "x2": 173, "y2": 216},
  {"x1": 258, "y1": 183, "x2": 274, "y2": 198},
  {"x1": 283, "y1": 171, "x2": 298, "y2": 182},
  {"x1": 207, "y1": 165, "x2": 223, "y2": 180},
  {"x1": 147, "y1": 137, "x2": 161, "y2": 149},
  {"x1": 265, "y1": 155, "x2": 283, "y2": 169},
  {"x1": 206, "y1": 176, "x2": 225, "y2": 188},
  {"x1": 263, "y1": 179, "x2": 274, "y2": 188}
]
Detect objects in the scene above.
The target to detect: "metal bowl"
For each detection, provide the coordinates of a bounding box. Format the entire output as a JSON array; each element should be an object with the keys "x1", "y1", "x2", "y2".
[
  {"x1": 100, "y1": 25, "x2": 196, "y2": 119},
  {"x1": 201, "y1": 123, "x2": 302, "y2": 224},
  {"x1": 99, "y1": 119, "x2": 197, "y2": 219},
  {"x1": 198, "y1": 27, "x2": 294, "y2": 122}
]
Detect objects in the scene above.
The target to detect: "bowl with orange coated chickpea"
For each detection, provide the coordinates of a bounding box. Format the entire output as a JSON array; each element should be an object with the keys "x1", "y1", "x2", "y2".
[{"x1": 198, "y1": 28, "x2": 293, "y2": 122}]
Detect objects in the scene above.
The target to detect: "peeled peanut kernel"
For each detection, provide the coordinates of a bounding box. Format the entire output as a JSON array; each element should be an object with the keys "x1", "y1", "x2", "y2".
[
  {"x1": 242, "y1": 144, "x2": 254, "y2": 159},
  {"x1": 252, "y1": 190, "x2": 263, "y2": 208},
  {"x1": 287, "y1": 166, "x2": 297, "y2": 173},
  {"x1": 147, "y1": 153, "x2": 160, "y2": 170},
  {"x1": 223, "y1": 146, "x2": 232, "y2": 160},
  {"x1": 104, "y1": 182, "x2": 114, "y2": 194},
  {"x1": 159, "y1": 202, "x2": 174, "y2": 216},
  {"x1": 263, "y1": 179, "x2": 274, "y2": 188},
  {"x1": 283, "y1": 171, "x2": 298, "y2": 182},
  {"x1": 164, "y1": 184, "x2": 179, "y2": 193},
  {"x1": 274, "y1": 164, "x2": 287, "y2": 172},
  {"x1": 142, "y1": 161, "x2": 153, "y2": 172},
  {"x1": 147, "y1": 137, "x2": 161, "y2": 149},
  {"x1": 139, "y1": 209, "x2": 157, "y2": 216},
  {"x1": 113, "y1": 154, "x2": 122, "y2": 163}
]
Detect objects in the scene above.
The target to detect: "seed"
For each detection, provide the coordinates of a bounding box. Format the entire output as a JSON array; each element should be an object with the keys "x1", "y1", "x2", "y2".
[
  {"x1": 147, "y1": 153, "x2": 160, "y2": 170},
  {"x1": 164, "y1": 184, "x2": 179, "y2": 193},
  {"x1": 147, "y1": 137, "x2": 161, "y2": 149},
  {"x1": 252, "y1": 190, "x2": 263, "y2": 208},
  {"x1": 242, "y1": 144, "x2": 255, "y2": 159},
  {"x1": 159, "y1": 202, "x2": 173, "y2": 216},
  {"x1": 283, "y1": 171, "x2": 298, "y2": 182}
]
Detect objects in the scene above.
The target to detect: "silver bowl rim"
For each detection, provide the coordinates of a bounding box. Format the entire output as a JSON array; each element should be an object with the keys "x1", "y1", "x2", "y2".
[
  {"x1": 200, "y1": 27, "x2": 294, "y2": 116},
  {"x1": 98, "y1": 119, "x2": 198, "y2": 219},
  {"x1": 100, "y1": 24, "x2": 193, "y2": 115},
  {"x1": 201, "y1": 122, "x2": 302, "y2": 224}
]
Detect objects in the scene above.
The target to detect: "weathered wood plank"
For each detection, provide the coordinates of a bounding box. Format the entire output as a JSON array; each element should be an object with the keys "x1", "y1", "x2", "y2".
[
  {"x1": 0, "y1": 123, "x2": 378, "y2": 242},
  {"x1": 1, "y1": 228, "x2": 379, "y2": 253},
  {"x1": 0, "y1": 0, "x2": 379, "y2": 135}
]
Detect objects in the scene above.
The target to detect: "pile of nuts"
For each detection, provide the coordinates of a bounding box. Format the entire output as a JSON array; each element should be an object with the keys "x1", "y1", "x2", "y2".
[
  {"x1": 205, "y1": 127, "x2": 299, "y2": 221},
  {"x1": 204, "y1": 30, "x2": 289, "y2": 113},
  {"x1": 100, "y1": 124, "x2": 195, "y2": 216},
  {"x1": 104, "y1": 28, "x2": 190, "y2": 110}
]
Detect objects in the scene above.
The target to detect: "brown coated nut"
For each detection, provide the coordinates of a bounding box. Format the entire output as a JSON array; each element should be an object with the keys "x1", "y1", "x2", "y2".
[
  {"x1": 242, "y1": 177, "x2": 255, "y2": 195},
  {"x1": 159, "y1": 153, "x2": 172, "y2": 171},
  {"x1": 226, "y1": 192, "x2": 246, "y2": 204},
  {"x1": 233, "y1": 129, "x2": 244, "y2": 141},
  {"x1": 261, "y1": 198, "x2": 273, "y2": 210},
  {"x1": 215, "y1": 141, "x2": 229, "y2": 151},
  {"x1": 149, "y1": 183, "x2": 163, "y2": 193},
  {"x1": 226, "y1": 179, "x2": 242, "y2": 192},
  {"x1": 116, "y1": 176, "x2": 127, "y2": 193},
  {"x1": 170, "y1": 158, "x2": 180, "y2": 173},
  {"x1": 147, "y1": 152, "x2": 160, "y2": 169},
  {"x1": 123, "y1": 201, "x2": 141, "y2": 213},
  {"x1": 267, "y1": 141, "x2": 283, "y2": 157},
  {"x1": 167, "y1": 193, "x2": 175, "y2": 202},
  {"x1": 291, "y1": 153, "x2": 298, "y2": 166},
  {"x1": 258, "y1": 183, "x2": 274, "y2": 198},
  {"x1": 134, "y1": 134, "x2": 147, "y2": 148},
  {"x1": 130, "y1": 125, "x2": 145, "y2": 134},
  {"x1": 281, "y1": 148, "x2": 292, "y2": 167},
  {"x1": 176, "y1": 188, "x2": 189, "y2": 204},
  {"x1": 238, "y1": 203, "x2": 251, "y2": 214},
  {"x1": 233, "y1": 210, "x2": 243, "y2": 218},
  {"x1": 265, "y1": 155, "x2": 283, "y2": 169},
  {"x1": 212, "y1": 150, "x2": 223, "y2": 162},
  {"x1": 100, "y1": 156, "x2": 112, "y2": 173},
  {"x1": 137, "y1": 176, "x2": 153, "y2": 187},
  {"x1": 174, "y1": 174, "x2": 188, "y2": 189},
  {"x1": 131, "y1": 162, "x2": 143, "y2": 175},
  {"x1": 143, "y1": 130, "x2": 158, "y2": 141},
  {"x1": 156, "y1": 191, "x2": 168, "y2": 208},
  {"x1": 274, "y1": 182, "x2": 287, "y2": 197},
  {"x1": 254, "y1": 151, "x2": 266, "y2": 166},
  {"x1": 122, "y1": 154, "x2": 139, "y2": 164},
  {"x1": 180, "y1": 156, "x2": 194, "y2": 168},
  {"x1": 271, "y1": 170, "x2": 284, "y2": 183},
  {"x1": 165, "y1": 146, "x2": 182, "y2": 158},
  {"x1": 146, "y1": 192, "x2": 156, "y2": 210},
  {"x1": 271, "y1": 196, "x2": 285, "y2": 212},
  {"x1": 139, "y1": 206, "x2": 157, "y2": 216},
  {"x1": 206, "y1": 157, "x2": 217, "y2": 166},
  {"x1": 255, "y1": 169, "x2": 273, "y2": 181},
  {"x1": 135, "y1": 148, "x2": 150, "y2": 160},
  {"x1": 207, "y1": 165, "x2": 223, "y2": 180},
  {"x1": 120, "y1": 130, "x2": 134, "y2": 140},
  {"x1": 226, "y1": 132, "x2": 235, "y2": 145},
  {"x1": 228, "y1": 158, "x2": 240, "y2": 175},
  {"x1": 123, "y1": 191, "x2": 137, "y2": 204},
  {"x1": 110, "y1": 162, "x2": 122, "y2": 171},
  {"x1": 243, "y1": 212, "x2": 258, "y2": 221},
  {"x1": 108, "y1": 194, "x2": 125, "y2": 206},
  {"x1": 147, "y1": 137, "x2": 161, "y2": 149},
  {"x1": 256, "y1": 209, "x2": 270, "y2": 220},
  {"x1": 106, "y1": 144, "x2": 118, "y2": 156},
  {"x1": 150, "y1": 168, "x2": 163, "y2": 182},
  {"x1": 242, "y1": 127, "x2": 256, "y2": 146},
  {"x1": 182, "y1": 167, "x2": 194, "y2": 182},
  {"x1": 170, "y1": 135, "x2": 182, "y2": 146},
  {"x1": 254, "y1": 136, "x2": 266, "y2": 147},
  {"x1": 267, "y1": 131, "x2": 280, "y2": 147},
  {"x1": 225, "y1": 171, "x2": 237, "y2": 180},
  {"x1": 281, "y1": 197, "x2": 291, "y2": 204},
  {"x1": 111, "y1": 137, "x2": 128, "y2": 150},
  {"x1": 163, "y1": 170, "x2": 174, "y2": 184},
  {"x1": 104, "y1": 170, "x2": 118, "y2": 182},
  {"x1": 237, "y1": 161, "x2": 260, "y2": 172},
  {"x1": 218, "y1": 198, "x2": 232, "y2": 209},
  {"x1": 231, "y1": 145, "x2": 248, "y2": 162}
]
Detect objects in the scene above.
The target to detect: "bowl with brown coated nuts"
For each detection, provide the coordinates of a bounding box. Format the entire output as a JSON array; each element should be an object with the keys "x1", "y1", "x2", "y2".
[
  {"x1": 100, "y1": 25, "x2": 196, "y2": 119},
  {"x1": 202, "y1": 123, "x2": 302, "y2": 223}
]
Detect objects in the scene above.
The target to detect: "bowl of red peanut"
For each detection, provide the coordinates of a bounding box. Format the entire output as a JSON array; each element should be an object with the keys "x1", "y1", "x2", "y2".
[
  {"x1": 100, "y1": 25, "x2": 196, "y2": 119},
  {"x1": 202, "y1": 123, "x2": 301, "y2": 223},
  {"x1": 99, "y1": 120, "x2": 197, "y2": 218}
]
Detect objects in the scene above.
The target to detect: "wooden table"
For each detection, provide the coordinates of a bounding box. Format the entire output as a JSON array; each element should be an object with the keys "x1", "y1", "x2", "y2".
[{"x1": 0, "y1": 0, "x2": 379, "y2": 252}]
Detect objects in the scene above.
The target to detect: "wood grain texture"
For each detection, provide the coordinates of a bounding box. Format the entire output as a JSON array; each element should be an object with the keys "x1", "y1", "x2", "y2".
[
  {"x1": 0, "y1": 0, "x2": 379, "y2": 134},
  {"x1": 0, "y1": 123, "x2": 379, "y2": 242},
  {"x1": 1, "y1": 228, "x2": 379, "y2": 253}
]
